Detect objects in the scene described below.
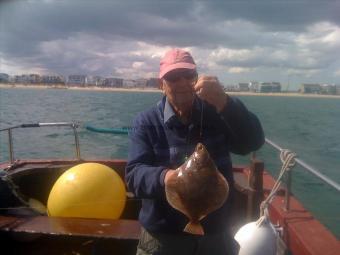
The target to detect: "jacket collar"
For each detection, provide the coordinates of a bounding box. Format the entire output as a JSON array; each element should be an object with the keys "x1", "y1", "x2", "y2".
[{"x1": 161, "y1": 95, "x2": 203, "y2": 128}]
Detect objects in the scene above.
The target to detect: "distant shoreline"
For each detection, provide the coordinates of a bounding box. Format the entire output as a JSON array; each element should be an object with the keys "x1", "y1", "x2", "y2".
[
  {"x1": 227, "y1": 91, "x2": 340, "y2": 98},
  {"x1": 0, "y1": 84, "x2": 162, "y2": 93},
  {"x1": 1, "y1": 83, "x2": 340, "y2": 99}
]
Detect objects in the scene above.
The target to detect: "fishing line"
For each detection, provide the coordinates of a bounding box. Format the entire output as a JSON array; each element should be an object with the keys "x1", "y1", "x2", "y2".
[{"x1": 199, "y1": 98, "x2": 204, "y2": 139}]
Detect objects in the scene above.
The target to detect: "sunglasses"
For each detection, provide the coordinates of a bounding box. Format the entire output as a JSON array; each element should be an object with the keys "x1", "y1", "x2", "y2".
[{"x1": 163, "y1": 70, "x2": 198, "y2": 83}]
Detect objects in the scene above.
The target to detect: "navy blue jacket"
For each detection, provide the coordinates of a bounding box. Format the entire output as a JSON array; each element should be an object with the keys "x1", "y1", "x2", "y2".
[{"x1": 125, "y1": 95, "x2": 264, "y2": 234}]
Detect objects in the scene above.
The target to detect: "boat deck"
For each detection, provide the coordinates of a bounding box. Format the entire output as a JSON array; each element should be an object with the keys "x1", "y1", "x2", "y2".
[
  {"x1": 0, "y1": 160, "x2": 339, "y2": 255},
  {"x1": 0, "y1": 215, "x2": 140, "y2": 240}
]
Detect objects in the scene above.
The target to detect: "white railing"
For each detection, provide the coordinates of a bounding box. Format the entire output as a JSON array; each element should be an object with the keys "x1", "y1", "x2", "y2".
[{"x1": 0, "y1": 122, "x2": 81, "y2": 163}]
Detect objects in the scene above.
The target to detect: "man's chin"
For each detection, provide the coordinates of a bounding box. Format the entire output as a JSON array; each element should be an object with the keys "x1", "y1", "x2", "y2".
[
  {"x1": 169, "y1": 93, "x2": 194, "y2": 114},
  {"x1": 173, "y1": 101, "x2": 194, "y2": 116}
]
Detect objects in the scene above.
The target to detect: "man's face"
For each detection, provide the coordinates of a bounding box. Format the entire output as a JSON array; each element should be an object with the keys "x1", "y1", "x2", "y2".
[{"x1": 161, "y1": 69, "x2": 198, "y2": 116}]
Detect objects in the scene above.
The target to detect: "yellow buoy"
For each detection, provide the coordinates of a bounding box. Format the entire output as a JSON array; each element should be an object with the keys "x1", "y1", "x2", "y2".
[{"x1": 47, "y1": 163, "x2": 126, "y2": 219}]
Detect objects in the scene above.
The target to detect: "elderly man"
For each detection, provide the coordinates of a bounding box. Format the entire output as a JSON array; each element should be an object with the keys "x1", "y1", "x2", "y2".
[{"x1": 126, "y1": 48, "x2": 264, "y2": 255}]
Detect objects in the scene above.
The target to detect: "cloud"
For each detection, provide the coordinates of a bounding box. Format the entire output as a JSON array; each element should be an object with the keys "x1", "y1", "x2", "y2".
[
  {"x1": 0, "y1": 0, "x2": 339, "y2": 88},
  {"x1": 0, "y1": 53, "x2": 47, "y2": 74},
  {"x1": 33, "y1": 33, "x2": 168, "y2": 77},
  {"x1": 200, "y1": 0, "x2": 340, "y2": 32}
]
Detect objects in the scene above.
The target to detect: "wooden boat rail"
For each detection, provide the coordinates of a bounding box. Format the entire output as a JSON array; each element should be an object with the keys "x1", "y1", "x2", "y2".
[{"x1": 0, "y1": 215, "x2": 141, "y2": 240}]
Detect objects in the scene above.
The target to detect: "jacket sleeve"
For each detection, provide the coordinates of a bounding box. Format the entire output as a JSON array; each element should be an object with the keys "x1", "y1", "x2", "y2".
[
  {"x1": 125, "y1": 114, "x2": 168, "y2": 199},
  {"x1": 219, "y1": 96, "x2": 265, "y2": 155}
]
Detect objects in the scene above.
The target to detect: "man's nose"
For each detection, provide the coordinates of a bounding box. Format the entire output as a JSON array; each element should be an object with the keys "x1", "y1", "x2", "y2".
[{"x1": 175, "y1": 77, "x2": 193, "y2": 88}]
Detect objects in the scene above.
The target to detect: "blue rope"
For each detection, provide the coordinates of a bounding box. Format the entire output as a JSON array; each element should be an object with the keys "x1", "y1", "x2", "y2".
[{"x1": 85, "y1": 125, "x2": 129, "y2": 135}]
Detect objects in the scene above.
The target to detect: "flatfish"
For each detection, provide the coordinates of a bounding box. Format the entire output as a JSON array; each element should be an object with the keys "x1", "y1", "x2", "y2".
[{"x1": 165, "y1": 143, "x2": 229, "y2": 235}]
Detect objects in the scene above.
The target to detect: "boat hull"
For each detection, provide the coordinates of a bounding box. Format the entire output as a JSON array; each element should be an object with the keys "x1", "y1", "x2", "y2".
[{"x1": 0, "y1": 159, "x2": 339, "y2": 255}]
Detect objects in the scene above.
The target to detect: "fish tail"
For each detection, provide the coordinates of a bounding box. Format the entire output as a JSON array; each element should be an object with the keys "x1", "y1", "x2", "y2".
[{"x1": 184, "y1": 221, "x2": 204, "y2": 235}]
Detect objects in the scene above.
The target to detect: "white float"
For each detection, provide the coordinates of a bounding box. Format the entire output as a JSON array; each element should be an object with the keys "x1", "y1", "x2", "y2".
[{"x1": 234, "y1": 214, "x2": 278, "y2": 255}]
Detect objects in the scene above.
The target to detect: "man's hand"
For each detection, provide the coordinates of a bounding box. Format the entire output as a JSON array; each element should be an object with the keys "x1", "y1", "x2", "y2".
[
  {"x1": 194, "y1": 76, "x2": 228, "y2": 113},
  {"x1": 164, "y1": 169, "x2": 177, "y2": 185}
]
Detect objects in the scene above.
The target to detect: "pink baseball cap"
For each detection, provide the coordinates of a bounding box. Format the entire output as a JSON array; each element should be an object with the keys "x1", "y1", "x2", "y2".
[{"x1": 159, "y1": 48, "x2": 196, "y2": 78}]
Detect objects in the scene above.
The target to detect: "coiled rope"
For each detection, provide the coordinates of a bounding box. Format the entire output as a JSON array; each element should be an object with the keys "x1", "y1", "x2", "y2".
[
  {"x1": 257, "y1": 149, "x2": 297, "y2": 225},
  {"x1": 0, "y1": 172, "x2": 29, "y2": 207},
  {"x1": 0, "y1": 171, "x2": 46, "y2": 214}
]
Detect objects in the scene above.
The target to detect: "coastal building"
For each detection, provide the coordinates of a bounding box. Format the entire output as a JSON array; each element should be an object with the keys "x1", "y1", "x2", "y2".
[
  {"x1": 14, "y1": 75, "x2": 29, "y2": 84},
  {"x1": 28, "y1": 74, "x2": 41, "y2": 83},
  {"x1": 258, "y1": 82, "x2": 272, "y2": 92},
  {"x1": 249, "y1": 81, "x2": 259, "y2": 92},
  {"x1": 237, "y1": 83, "x2": 249, "y2": 91},
  {"x1": 123, "y1": 79, "x2": 137, "y2": 88},
  {"x1": 337, "y1": 85, "x2": 340, "y2": 95},
  {"x1": 14, "y1": 75, "x2": 21, "y2": 83},
  {"x1": 13, "y1": 74, "x2": 41, "y2": 84},
  {"x1": 67, "y1": 75, "x2": 87, "y2": 86},
  {"x1": 258, "y1": 82, "x2": 281, "y2": 93},
  {"x1": 300, "y1": 83, "x2": 321, "y2": 94},
  {"x1": 0, "y1": 73, "x2": 9, "y2": 83},
  {"x1": 270, "y1": 82, "x2": 281, "y2": 92},
  {"x1": 102, "y1": 77, "x2": 123, "y2": 87},
  {"x1": 87, "y1": 76, "x2": 105, "y2": 86},
  {"x1": 41, "y1": 75, "x2": 65, "y2": 84},
  {"x1": 224, "y1": 84, "x2": 238, "y2": 92},
  {"x1": 146, "y1": 78, "x2": 159, "y2": 88},
  {"x1": 320, "y1": 84, "x2": 336, "y2": 95},
  {"x1": 122, "y1": 78, "x2": 148, "y2": 88},
  {"x1": 135, "y1": 78, "x2": 148, "y2": 88}
]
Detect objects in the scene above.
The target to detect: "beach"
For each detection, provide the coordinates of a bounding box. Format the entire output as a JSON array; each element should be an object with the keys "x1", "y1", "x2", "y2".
[
  {"x1": 1, "y1": 83, "x2": 340, "y2": 99},
  {"x1": 0, "y1": 84, "x2": 161, "y2": 93}
]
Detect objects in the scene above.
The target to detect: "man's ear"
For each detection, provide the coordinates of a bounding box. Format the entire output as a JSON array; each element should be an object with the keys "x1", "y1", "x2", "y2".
[{"x1": 158, "y1": 78, "x2": 165, "y2": 91}]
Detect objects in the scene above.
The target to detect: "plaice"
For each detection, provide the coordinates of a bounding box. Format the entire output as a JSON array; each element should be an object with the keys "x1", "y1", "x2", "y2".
[{"x1": 165, "y1": 143, "x2": 229, "y2": 235}]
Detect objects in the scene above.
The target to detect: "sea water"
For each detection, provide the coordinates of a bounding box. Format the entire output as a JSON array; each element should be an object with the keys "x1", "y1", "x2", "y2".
[{"x1": 0, "y1": 87, "x2": 339, "y2": 238}]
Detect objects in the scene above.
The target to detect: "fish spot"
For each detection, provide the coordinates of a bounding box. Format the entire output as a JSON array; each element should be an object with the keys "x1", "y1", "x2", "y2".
[{"x1": 186, "y1": 159, "x2": 192, "y2": 168}]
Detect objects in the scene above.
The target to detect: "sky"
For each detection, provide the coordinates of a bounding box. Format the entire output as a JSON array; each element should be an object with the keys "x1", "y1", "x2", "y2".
[{"x1": 0, "y1": 0, "x2": 340, "y2": 90}]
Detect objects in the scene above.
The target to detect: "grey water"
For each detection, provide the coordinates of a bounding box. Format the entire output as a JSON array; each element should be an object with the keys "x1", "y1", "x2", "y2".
[{"x1": 0, "y1": 87, "x2": 339, "y2": 238}]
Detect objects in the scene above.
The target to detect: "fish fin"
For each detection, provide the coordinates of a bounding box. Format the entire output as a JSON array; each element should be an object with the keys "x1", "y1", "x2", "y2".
[
  {"x1": 184, "y1": 222, "x2": 204, "y2": 235},
  {"x1": 28, "y1": 198, "x2": 47, "y2": 215}
]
